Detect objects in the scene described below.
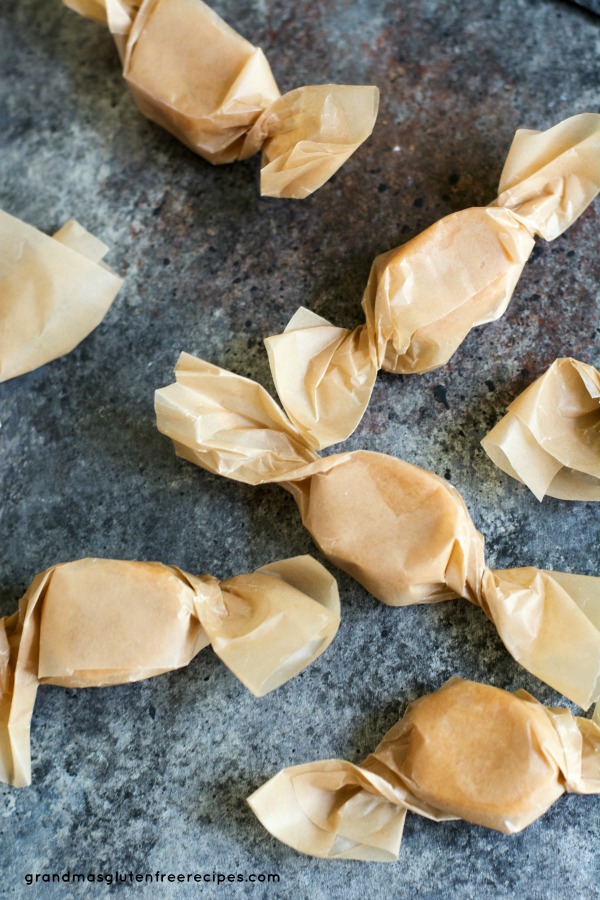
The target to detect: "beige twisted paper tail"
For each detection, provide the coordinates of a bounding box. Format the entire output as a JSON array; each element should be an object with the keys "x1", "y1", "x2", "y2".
[
  {"x1": 155, "y1": 355, "x2": 600, "y2": 707},
  {"x1": 64, "y1": 0, "x2": 379, "y2": 198},
  {"x1": 0, "y1": 211, "x2": 123, "y2": 382},
  {"x1": 264, "y1": 113, "x2": 600, "y2": 446},
  {"x1": 0, "y1": 555, "x2": 339, "y2": 786},
  {"x1": 248, "y1": 679, "x2": 600, "y2": 860},
  {"x1": 482, "y1": 357, "x2": 600, "y2": 501}
]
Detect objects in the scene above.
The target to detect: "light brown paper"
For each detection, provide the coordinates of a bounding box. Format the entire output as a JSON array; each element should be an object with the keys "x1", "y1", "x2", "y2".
[
  {"x1": 63, "y1": 0, "x2": 379, "y2": 199},
  {"x1": 0, "y1": 211, "x2": 123, "y2": 383},
  {"x1": 155, "y1": 354, "x2": 600, "y2": 708},
  {"x1": 263, "y1": 113, "x2": 600, "y2": 447},
  {"x1": 0, "y1": 554, "x2": 339, "y2": 786},
  {"x1": 482, "y1": 357, "x2": 600, "y2": 501},
  {"x1": 248, "y1": 678, "x2": 600, "y2": 861}
]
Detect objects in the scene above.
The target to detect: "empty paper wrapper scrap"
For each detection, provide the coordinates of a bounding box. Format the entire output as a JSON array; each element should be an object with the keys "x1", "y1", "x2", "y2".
[
  {"x1": 482, "y1": 357, "x2": 600, "y2": 501},
  {"x1": 0, "y1": 555, "x2": 339, "y2": 786},
  {"x1": 0, "y1": 211, "x2": 122, "y2": 383},
  {"x1": 260, "y1": 113, "x2": 600, "y2": 447},
  {"x1": 155, "y1": 354, "x2": 600, "y2": 709},
  {"x1": 248, "y1": 678, "x2": 600, "y2": 861},
  {"x1": 63, "y1": 0, "x2": 379, "y2": 199}
]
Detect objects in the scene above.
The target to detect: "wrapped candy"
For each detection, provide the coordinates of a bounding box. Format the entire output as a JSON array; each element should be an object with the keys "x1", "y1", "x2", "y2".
[
  {"x1": 0, "y1": 555, "x2": 339, "y2": 786},
  {"x1": 482, "y1": 357, "x2": 600, "y2": 501},
  {"x1": 261, "y1": 113, "x2": 600, "y2": 447},
  {"x1": 248, "y1": 678, "x2": 600, "y2": 861},
  {"x1": 155, "y1": 354, "x2": 600, "y2": 708},
  {"x1": 63, "y1": 0, "x2": 379, "y2": 199},
  {"x1": 0, "y1": 211, "x2": 122, "y2": 383}
]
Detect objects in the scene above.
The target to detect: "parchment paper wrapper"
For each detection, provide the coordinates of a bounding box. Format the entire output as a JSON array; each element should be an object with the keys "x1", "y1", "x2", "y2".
[
  {"x1": 63, "y1": 0, "x2": 379, "y2": 199},
  {"x1": 262, "y1": 113, "x2": 600, "y2": 447},
  {"x1": 482, "y1": 357, "x2": 600, "y2": 501},
  {"x1": 248, "y1": 678, "x2": 600, "y2": 861},
  {"x1": 156, "y1": 354, "x2": 600, "y2": 708},
  {"x1": 0, "y1": 555, "x2": 339, "y2": 786},
  {"x1": 0, "y1": 211, "x2": 123, "y2": 383}
]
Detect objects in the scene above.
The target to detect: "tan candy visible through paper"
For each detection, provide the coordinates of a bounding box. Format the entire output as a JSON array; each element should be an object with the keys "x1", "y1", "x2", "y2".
[
  {"x1": 155, "y1": 354, "x2": 600, "y2": 708},
  {"x1": 63, "y1": 0, "x2": 379, "y2": 198},
  {"x1": 0, "y1": 555, "x2": 339, "y2": 786},
  {"x1": 0, "y1": 211, "x2": 123, "y2": 382},
  {"x1": 248, "y1": 678, "x2": 600, "y2": 861},
  {"x1": 482, "y1": 357, "x2": 600, "y2": 501},
  {"x1": 263, "y1": 113, "x2": 600, "y2": 448}
]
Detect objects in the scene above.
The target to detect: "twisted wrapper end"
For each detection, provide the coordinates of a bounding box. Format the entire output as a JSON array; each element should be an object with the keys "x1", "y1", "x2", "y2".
[
  {"x1": 496, "y1": 112, "x2": 600, "y2": 241},
  {"x1": 248, "y1": 761, "x2": 409, "y2": 861},
  {"x1": 242, "y1": 84, "x2": 380, "y2": 199},
  {"x1": 265, "y1": 309, "x2": 378, "y2": 450},
  {"x1": 194, "y1": 555, "x2": 340, "y2": 698},
  {"x1": 0, "y1": 556, "x2": 339, "y2": 786}
]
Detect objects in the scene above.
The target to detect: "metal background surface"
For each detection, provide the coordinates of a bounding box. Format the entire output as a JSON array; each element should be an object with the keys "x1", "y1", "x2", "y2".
[{"x1": 1, "y1": 1, "x2": 598, "y2": 897}]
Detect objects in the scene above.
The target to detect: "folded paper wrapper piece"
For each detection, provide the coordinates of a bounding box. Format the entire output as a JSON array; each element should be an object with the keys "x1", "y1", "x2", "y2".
[
  {"x1": 155, "y1": 354, "x2": 600, "y2": 709},
  {"x1": 247, "y1": 678, "x2": 600, "y2": 861},
  {"x1": 63, "y1": 0, "x2": 379, "y2": 199},
  {"x1": 0, "y1": 211, "x2": 123, "y2": 383},
  {"x1": 256, "y1": 113, "x2": 600, "y2": 446},
  {"x1": 482, "y1": 357, "x2": 600, "y2": 502},
  {"x1": 0, "y1": 555, "x2": 339, "y2": 787}
]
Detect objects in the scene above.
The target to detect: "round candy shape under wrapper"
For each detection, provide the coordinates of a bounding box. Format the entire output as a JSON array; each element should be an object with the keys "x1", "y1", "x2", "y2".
[
  {"x1": 364, "y1": 679, "x2": 566, "y2": 832},
  {"x1": 298, "y1": 450, "x2": 485, "y2": 606}
]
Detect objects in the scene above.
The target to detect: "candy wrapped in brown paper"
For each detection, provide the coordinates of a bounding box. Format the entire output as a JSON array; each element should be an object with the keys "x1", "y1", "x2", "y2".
[
  {"x1": 155, "y1": 354, "x2": 600, "y2": 708},
  {"x1": 482, "y1": 357, "x2": 600, "y2": 502},
  {"x1": 247, "y1": 678, "x2": 600, "y2": 861},
  {"x1": 63, "y1": 0, "x2": 379, "y2": 199},
  {"x1": 261, "y1": 113, "x2": 600, "y2": 447},
  {"x1": 0, "y1": 210, "x2": 123, "y2": 383},
  {"x1": 0, "y1": 555, "x2": 339, "y2": 787}
]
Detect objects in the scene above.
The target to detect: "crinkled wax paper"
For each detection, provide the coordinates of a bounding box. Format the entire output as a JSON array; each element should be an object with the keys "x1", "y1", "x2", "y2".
[
  {"x1": 260, "y1": 113, "x2": 600, "y2": 446},
  {"x1": 248, "y1": 678, "x2": 600, "y2": 861},
  {"x1": 0, "y1": 555, "x2": 339, "y2": 786},
  {"x1": 63, "y1": 0, "x2": 379, "y2": 198},
  {"x1": 155, "y1": 354, "x2": 600, "y2": 708},
  {"x1": 482, "y1": 357, "x2": 600, "y2": 501},
  {"x1": 0, "y1": 211, "x2": 122, "y2": 383}
]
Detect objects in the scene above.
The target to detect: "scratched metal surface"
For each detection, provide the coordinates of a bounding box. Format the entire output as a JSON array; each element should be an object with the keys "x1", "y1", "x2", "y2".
[{"x1": 0, "y1": 1, "x2": 599, "y2": 897}]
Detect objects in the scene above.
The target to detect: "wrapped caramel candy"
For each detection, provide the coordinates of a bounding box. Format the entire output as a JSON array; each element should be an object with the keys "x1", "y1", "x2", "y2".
[
  {"x1": 0, "y1": 555, "x2": 339, "y2": 786},
  {"x1": 0, "y1": 211, "x2": 122, "y2": 383},
  {"x1": 262, "y1": 113, "x2": 600, "y2": 447},
  {"x1": 156, "y1": 354, "x2": 600, "y2": 708},
  {"x1": 63, "y1": 0, "x2": 379, "y2": 199},
  {"x1": 248, "y1": 678, "x2": 600, "y2": 861},
  {"x1": 482, "y1": 357, "x2": 600, "y2": 501}
]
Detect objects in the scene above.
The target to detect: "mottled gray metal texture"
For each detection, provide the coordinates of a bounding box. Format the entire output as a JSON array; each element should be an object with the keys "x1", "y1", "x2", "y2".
[
  {"x1": 570, "y1": 0, "x2": 600, "y2": 16},
  {"x1": 0, "y1": 1, "x2": 599, "y2": 898}
]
